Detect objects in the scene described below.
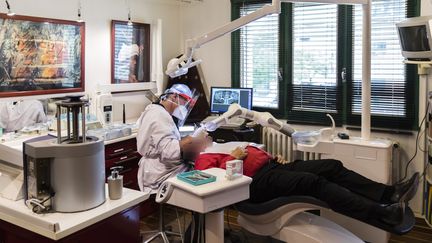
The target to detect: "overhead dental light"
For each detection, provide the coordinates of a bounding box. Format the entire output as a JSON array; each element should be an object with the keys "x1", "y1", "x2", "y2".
[
  {"x1": 166, "y1": 0, "x2": 372, "y2": 140},
  {"x1": 76, "y1": 0, "x2": 83, "y2": 23},
  {"x1": 5, "y1": 0, "x2": 15, "y2": 16}
]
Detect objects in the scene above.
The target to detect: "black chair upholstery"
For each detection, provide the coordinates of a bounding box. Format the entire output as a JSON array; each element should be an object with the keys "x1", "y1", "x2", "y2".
[{"x1": 235, "y1": 196, "x2": 416, "y2": 235}]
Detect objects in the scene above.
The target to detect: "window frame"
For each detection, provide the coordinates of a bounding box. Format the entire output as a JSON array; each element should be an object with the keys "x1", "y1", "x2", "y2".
[
  {"x1": 232, "y1": 0, "x2": 286, "y2": 116},
  {"x1": 231, "y1": 0, "x2": 420, "y2": 130}
]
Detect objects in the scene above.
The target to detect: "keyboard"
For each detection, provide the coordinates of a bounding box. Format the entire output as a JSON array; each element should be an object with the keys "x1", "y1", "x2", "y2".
[{"x1": 201, "y1": 116, "x2": 245, "y2": 129}]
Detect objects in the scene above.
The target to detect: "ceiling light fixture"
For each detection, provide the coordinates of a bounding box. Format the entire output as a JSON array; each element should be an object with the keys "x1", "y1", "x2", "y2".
[
  {"x1": 124, "y1": 0, "x2": 132, "y2": 26},
  {"x1": 127, "y1": 8, "x2": 132, "y2": 26},
  {"x1": 5, "y1": 0, "x2": 15, "y2": 16},
  {"x1": 77, "y1": 0, "x2": 83, "y2": 22}
]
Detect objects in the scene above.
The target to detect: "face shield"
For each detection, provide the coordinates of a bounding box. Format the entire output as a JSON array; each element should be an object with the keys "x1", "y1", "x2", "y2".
[{"x1": 164, "y1": 84, "x2": 199, "y2": 127}]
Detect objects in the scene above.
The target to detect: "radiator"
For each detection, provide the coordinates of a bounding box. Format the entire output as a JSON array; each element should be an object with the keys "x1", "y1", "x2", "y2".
[
  {"x1": 261, "y1": 127, "x2": 294, "y2": 162},
  {"x1": 261, "y1": 127, "x2": 321, "y2": 162}
]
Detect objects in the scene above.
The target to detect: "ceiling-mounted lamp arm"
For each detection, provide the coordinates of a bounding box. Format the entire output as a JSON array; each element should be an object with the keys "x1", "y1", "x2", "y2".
[
  {"x1": 166, "y1": 0, "x2": 371, "y2": 142},
  {"x1": 166, "y1": 0, "x2": 368, "y2": 78},
  {"x1": 165, "y1": 1, "x2": 282, "y2": 78},
  {"x1": 191, "y1": 3, "x2": 281, "y2": 50}
]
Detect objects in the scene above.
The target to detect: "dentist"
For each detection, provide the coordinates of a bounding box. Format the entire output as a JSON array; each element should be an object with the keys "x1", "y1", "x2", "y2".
[{"x1": 136, "y1": 84, "x2": 202, "y2": 193}]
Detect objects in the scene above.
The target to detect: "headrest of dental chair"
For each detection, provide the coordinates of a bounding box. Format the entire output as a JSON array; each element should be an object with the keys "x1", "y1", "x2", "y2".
[{"x1": 235, "y1": 196, "x2": 329, "y2": 215}]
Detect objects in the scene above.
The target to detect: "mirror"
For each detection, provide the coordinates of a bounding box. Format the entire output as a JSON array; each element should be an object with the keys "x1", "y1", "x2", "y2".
[{"x1": 111, "y1": 20, "x2": 151, "y2": 83}]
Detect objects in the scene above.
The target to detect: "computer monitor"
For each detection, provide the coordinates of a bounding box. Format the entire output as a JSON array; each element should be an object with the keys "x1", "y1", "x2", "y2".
[{"x1": 209, "y1": 87, "x2": 253, "y2": 114}]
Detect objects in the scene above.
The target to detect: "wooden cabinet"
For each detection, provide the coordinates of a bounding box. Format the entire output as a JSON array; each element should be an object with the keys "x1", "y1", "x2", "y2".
[
  {"x1": 0, "y1": 206, "x2": 141, "y2": 243},
  {"x1": 105, "y1": 137, "x2": 141, "y2": 190}
]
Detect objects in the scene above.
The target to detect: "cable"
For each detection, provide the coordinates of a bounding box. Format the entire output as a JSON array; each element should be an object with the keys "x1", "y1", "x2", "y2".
[
  {"x1": 421, "y1": 158, "x2": 431, "y2": 181},
  {"x1": 26, "y1": 191, "x2": 55, "y2": 214},
  {"x1": 419, "y1": 128, "x2": 427, "y2": 153},
  {"x1": 398, "y1": 101, "x2": 429, "y2": 183}
]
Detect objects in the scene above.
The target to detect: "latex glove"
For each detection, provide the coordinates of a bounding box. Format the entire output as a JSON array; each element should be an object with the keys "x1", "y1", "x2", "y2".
[{"x1": 192, "y1": 126, "x2": 208, "y2": 139}]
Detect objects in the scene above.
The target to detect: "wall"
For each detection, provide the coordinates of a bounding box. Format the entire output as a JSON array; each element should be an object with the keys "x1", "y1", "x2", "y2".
[
  {"x1": 179, "y1": 0, "x2": 232, "y2": 92},
  {"x1": 180, "y1": 0, "x2": 431, "y2": 214},
  {"x1": 0, "y1": 0, "x2": 180, "y2": 97},
  {"x1": 0, "y1": 0, "x2": 182, "y2": 119}
]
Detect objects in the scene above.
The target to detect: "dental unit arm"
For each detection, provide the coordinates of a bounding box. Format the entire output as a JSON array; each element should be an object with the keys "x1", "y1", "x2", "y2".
[{"x1": 202, "y1": 104, "x2": 296, "y2": 137}]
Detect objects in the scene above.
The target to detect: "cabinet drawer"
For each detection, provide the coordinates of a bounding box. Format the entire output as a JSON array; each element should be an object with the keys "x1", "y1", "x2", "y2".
[
  {"x1": 121, "y1": 167, "x2": 139, "y2": 190},
  {"x1": 105, "y1": 139, "x2": 137, "y2": 159},
  {"x1": 106, "y1": 152, "x2": 141, "y2": 169}
]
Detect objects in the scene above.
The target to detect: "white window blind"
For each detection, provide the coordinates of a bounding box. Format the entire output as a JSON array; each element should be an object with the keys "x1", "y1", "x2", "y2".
[
  {"x1": 240, "y1": 3, "x2": 279, "y2": 109},
  {"x1": 353, "y1": 0, "x2": 406, "y2": 117},
  {"x1": 292, "y1": 3, "x2": 338, "y2": 113}
]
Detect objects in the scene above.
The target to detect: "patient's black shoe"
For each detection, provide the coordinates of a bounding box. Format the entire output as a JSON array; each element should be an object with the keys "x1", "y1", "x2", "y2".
[
  {"x1": 380, "y1": 203, "x2": 403, "y2": 226},
  {"x1": 390, "y1": 172, "x2": 419, "y2": 204}
]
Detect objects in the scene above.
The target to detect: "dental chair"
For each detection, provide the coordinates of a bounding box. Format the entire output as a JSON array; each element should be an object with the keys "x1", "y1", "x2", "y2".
[{"x1": 235, "y1": 196, "x2": 415, "y2": 243}]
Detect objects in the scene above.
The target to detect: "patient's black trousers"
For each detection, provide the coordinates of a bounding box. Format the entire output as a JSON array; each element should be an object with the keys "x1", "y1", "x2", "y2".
[{"x1": 250, "y1": 159, "x2": 390, "y2": 221}]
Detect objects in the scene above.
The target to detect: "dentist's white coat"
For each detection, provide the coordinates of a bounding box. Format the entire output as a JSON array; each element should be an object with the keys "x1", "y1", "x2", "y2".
[
  {"x1": 136, "y1": 104, "x2": 188, "y2": 193},
  {"x1": 0, "y1": 100, "x2": 47, "y2": 132}
]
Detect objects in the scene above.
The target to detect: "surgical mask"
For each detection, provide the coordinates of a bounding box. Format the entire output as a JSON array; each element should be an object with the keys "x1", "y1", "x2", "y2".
[
  {"x1": 165, "y1": 92, "x2": 198, "y2": 127},
  {"x1": 172, "y1": 105, "x2": 188, "y2": 120}
]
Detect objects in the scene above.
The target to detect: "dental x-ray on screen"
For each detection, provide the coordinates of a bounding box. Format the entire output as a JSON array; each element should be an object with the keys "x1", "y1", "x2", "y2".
[{"x1": 209, "y1": 87, "x2": 252, "y2": 114}]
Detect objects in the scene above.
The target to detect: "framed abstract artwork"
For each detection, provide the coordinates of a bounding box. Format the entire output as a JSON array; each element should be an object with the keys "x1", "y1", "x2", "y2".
[
  {"x1": 111, "y1": 20, "x2": 150, "y2": 84},
  {"x1": 0, "y1": 14, "x2": 85, "y2": 98}
]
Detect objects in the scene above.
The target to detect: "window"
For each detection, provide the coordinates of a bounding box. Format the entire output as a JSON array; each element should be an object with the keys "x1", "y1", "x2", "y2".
[
  {"x1": 232, "y1": 0, "x2": 419, "y2": 130},
  {"x1": 348, "y1": 0, "x2": 418, "y2": 128},
  {"x1": 291, "y1": 3, "x2": 339, "y2": 120},
  {"x1": 239, "y1": 3, "x2": 279, "y2": 108}
]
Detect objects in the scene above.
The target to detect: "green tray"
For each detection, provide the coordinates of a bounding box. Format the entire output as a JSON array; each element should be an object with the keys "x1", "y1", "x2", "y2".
[{"x1": 177, "y1": 170, "x2": 216, "y2": 186}]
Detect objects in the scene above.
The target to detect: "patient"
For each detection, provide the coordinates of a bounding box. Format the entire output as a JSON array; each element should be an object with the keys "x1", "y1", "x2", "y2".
[{"x1": 194, "y1": 142, "x2": 419, "y2": 226}]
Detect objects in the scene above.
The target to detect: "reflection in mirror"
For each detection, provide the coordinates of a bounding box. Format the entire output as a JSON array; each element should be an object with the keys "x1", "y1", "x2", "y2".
[{"x1": 0, "y1": 99, "x2": 47, "y2": 132}]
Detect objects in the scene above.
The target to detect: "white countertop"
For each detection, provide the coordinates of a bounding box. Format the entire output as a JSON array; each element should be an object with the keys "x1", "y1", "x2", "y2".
[
  {"x1": 0, "y1": 132, "x2": 138, "y2": 167},
  {"x1": 0, "y1": 186, "x2": 149, "y2": 240},
  {"x1": 103, "y1": 133, "x2": 137, "y2": 145}
]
